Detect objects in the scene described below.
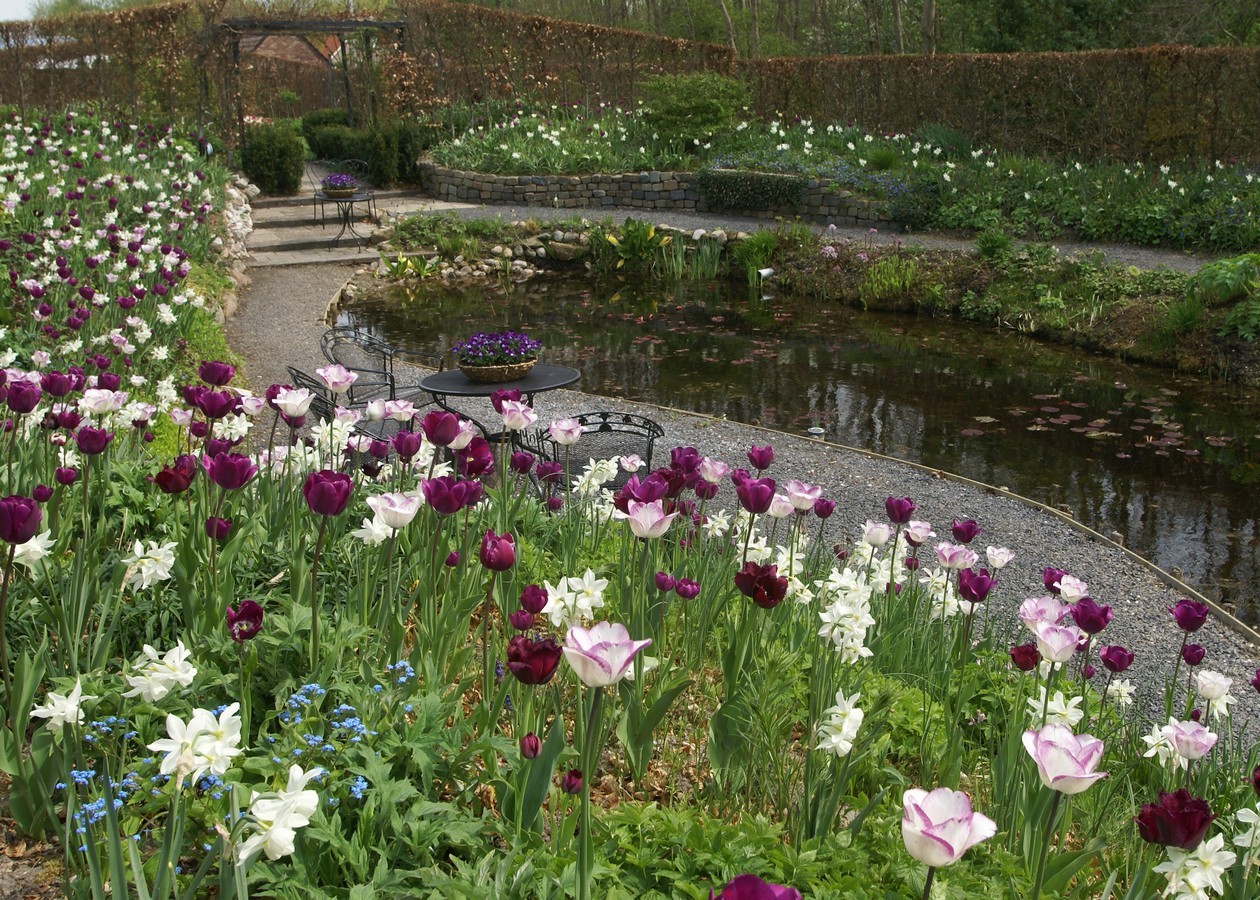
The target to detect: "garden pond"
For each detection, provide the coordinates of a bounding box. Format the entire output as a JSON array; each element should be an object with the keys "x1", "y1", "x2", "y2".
[{"x1": 338, "y1": 275, "x2": 1260, "y2": 623}]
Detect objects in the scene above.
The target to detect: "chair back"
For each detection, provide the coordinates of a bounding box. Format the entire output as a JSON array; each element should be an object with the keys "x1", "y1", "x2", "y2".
[
  {"x1": 518, "y1": 411, "x2": 665, "y2": 491},
  {"x1": 320, "y1": 326, "x2": 396, "y2": 406},
  {"x1": 285, "y1": 366, "x2": 337, "y2": 422}
]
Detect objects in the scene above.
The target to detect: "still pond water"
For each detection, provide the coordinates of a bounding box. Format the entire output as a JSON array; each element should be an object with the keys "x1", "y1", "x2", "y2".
[{"x1": 338, "y1": 276, "x2": 1260, "y2": 623}]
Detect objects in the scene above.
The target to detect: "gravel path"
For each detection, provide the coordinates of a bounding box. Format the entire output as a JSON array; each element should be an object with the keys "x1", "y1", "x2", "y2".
[{"x1": 226, "y1": 251, "x2": 1260, "y2": 731}]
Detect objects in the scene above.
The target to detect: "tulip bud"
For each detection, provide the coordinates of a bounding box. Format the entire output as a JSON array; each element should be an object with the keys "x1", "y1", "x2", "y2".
[
  {"x1": 444, "y1": 551, "x2": 460, "y2": 567},
  {"x1": 479, "y1": 530, "x2": 516, "y2": 571},
  {"x1": 1009, "y1": 643, "x2": 1041, "y2": 672},
  {"x1": 560, "y1": 769, "x2": 583, "y2": 795},
  {"x1": 32, "y1": 484, "x2": 52, "y2": 503},
  {"x1": 520, "y1": 733, "x2": 541, "y2": 759},
  {"x1": 204, "y1": 516, "x2": 232, "y2": 541},
  {"x1": 884, "y1": 496, "x2": 915, "y2": 524},
  {"x1": 675, "y1": 578, "x2": 700, "y2": 600},
  {"x1": 654, "y1": 572, "x2": 676, "y2": 592},
  {"x1": 520, "y1": 585, "x2": 548, "y2": 614},
  {"x1": 509, "y1": 609, "x2": 534, "y2": 631},
  {"x1": 1182, "y1": 644, "x2": 1206, "y2": 666}
]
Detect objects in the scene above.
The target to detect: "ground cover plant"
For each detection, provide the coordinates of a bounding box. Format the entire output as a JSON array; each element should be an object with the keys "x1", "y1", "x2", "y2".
[
  {"x1": 424, "y1": 97, "x2": 1260, "y2": 251},
  {"x1": 6, "y1": 109, "x2": 1260, "y2": 898}
]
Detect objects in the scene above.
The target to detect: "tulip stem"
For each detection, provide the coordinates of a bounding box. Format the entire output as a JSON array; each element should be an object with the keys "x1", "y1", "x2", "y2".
[
  {"x1": 483, "y1": 571, "x2": 497, "y2": 702},
  {"x1": 577, "y1": 687, "x2": 604, "y2": 900},
  {"x1": 309, "y1": 517, "x2": 327, "y2": 668},
  {"x1": 0, "y1": 544, "x2": 15, "y2": 701},
  {"x1": 1031, "y1": 790, "x2": 1063, "y2": 898},
  {"x1": 920, "y1": 865, "x2": 935, "y2": 900}
]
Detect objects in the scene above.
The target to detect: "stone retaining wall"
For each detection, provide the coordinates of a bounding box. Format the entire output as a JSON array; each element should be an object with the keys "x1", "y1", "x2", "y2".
[{"x1": 417, "y1": 163, "x2": 890, "y2": 226}]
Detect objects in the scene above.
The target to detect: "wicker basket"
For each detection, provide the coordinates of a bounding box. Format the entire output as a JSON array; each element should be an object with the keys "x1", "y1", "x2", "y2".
[
  {"x1": 322, "y1": 188, "x2": 356, "y2": 199},
  {"x1": 457, "y1": 359, "x2": 537, "y2": 383}
]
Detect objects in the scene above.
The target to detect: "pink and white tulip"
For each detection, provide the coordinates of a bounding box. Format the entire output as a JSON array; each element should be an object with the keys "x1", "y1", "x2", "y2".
[
  {"x1": 1023, "y1": 724, "x2": 1107, "y2": 795},
  {"x1": 901, "y1": 786, "x2": 997, "y2": 868},
  {"x1": 562, "y1": 622, "x2": 652, "y2": 688}
]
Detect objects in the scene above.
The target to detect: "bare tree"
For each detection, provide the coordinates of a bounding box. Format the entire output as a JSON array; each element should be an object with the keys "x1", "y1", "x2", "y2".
[
  {"x1": 920, "y1": 0, "x2": 936, "y2": 53},
  {"x1": 716, "y1": 0, "x2": 738, "y2": 52},
  {"x1": 890, "y1": 0, "x2": 905, "y2": 52}
]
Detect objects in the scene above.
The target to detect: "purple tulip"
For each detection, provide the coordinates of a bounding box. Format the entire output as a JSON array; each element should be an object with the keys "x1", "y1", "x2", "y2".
[
  {"x1": 735, "y1": 477, "x2": 776, "y2": 515},
  {"x1": 520, "y1": 584, "x2": 548, "y2": 614},
  {"x1": 422, "y1": 475, "x2": 483, "y2": 516},
  {"x1": 1250, "y1": 765, "x2": 1260, "y2": 797},
  {"x1": 519, "y1": 733, "x2": 541, "y2": 759},
  {"x1": 75, "y1": 426, "x2": 113, "y2": 456},
  {"x1": 6, "y1": 380, "x2": 41, "y2": 414},
  {"x1": 479, "y1": 530, "x2": 516, "y2": 571},
  {"x1": 655, "y1": 572, "x2": 676, "y2": 592},
  {"x1": 900, "y1": 786, "x2": 997, "y2": 868},
  {"x1": 560, "y1": 769, "x2": 583, "y2": 795},
  {"x1": 226, "y1": 600, "x2": 264, "y2": 643},
  {"x1": 455, "y1": 437, "x2": 494, "y2": 479},
  {"x1": 746, "y1": 445, "x2": 774, "y2": 471},
  {"x1": 151, "y1": 454, "x2": 198, "y2": 494},
  {"x1": 812, "y1": 497, "x2": 835, "y2": 519},
  {"x1": 1100, "y1": 645, "x2": 1134, "y2": 673},
  {"x1": 1010, "y1": 643, "x2": 1041, "y2": 671},
  {"x1": 1182, "y1": 643, "x2": 1206, "y2": 666},
  {"x1": 194, "y1": 389, "x2": 237, "y2": 421},
  {"x1": 302, "y1": 470, "x2": 353, "y2": 516},
  {"x1": 1250, "y1": 668, "x2": 1260, "y2": 694},
  {"x1": 710, "y1": 874, "x2": 802, "y2": 900},
  {"x1": 445, "y1": 551, "x2": 460, "y2": 567},
  {"x1": 198, "y1": 360, "x2": 235, "y2": 386},
  {"x1": 420, "y1": 410, "x2": 460, "y2": 447},
  {"x1": 0, "y1": 496, "x2": 43, "y2": 545},
  {"x1": 1070, "y1": 597, "x2": 1113, "y2": 635},
  {"x1": 884, "y1": 496, "x2": 916, "y2": 524},
  {"x1": 506, "y1": 635, "x2": 562, "y2": 684},
  {"x1": 1042, "y1": 567, "x2": 1067, "y2": 595},
  {"x1": 950, "y1": 517, "x2": 982, "y2": 544},
  {"x1": 392, "y1": 430, "x2": 423, "y2": 462},
  {"x1": 535, "y1": 461, "x2": 564, "y2": 484},
  {"x1": 509, "y1": 609, "x2": 535, "y2": 631},
  {"x1": 1169, "y1": 599, "x2": 1209, "y2": 633},
  {"x1": 510, "y1": 451, "x2": 535, "y2": 474},
  {"x1": 675, "y1": 578, "x2": 700, "y2": 600},
  {"x1": 734, "y1": 562, "x2": 788, "y2": 609},
  {"x1": 204, "y1": 453, "x2": 257, "y2": 491},
  {"x1": 40, "y1": 371, "x2": 73, "y2": 397},
  {"x1": 204, "y1": 516, "x2": 232, "y2": 541},
  {"x1": 490, "y1": 388, "x2": 521, "y2": 414},
  {"x1": 1134, "y1": 790, "x2": 1214, "y2": 850},
  {"x1": 55, "y1": 467, "x2": 78, "y2": 486},
  {"x1": 958, "y1": 568, "x2": 995, "y2": 604}
]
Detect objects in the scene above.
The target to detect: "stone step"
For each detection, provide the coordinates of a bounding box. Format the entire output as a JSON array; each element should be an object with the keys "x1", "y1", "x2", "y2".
[
  {"x1": 247, "y1": 247, "x2": 385, "y2": 268},
  {"x1": 250, "y1": 188, "x2": 421, "y2": 210},
  {"x1": 246, "y1": 228, "x2": 386, "y2": 254}
]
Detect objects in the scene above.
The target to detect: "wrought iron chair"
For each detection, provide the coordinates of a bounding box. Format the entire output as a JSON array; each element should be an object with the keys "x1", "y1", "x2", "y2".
[
  {"x1": 286, "y1": 365, "x2": 402, "y2": 449},
  {"x1": 515, "y1": 411, "x2": 665, "y2": 492},
  {"x1": 319, "y1": 326, "x2": 444, "y2": 409}
]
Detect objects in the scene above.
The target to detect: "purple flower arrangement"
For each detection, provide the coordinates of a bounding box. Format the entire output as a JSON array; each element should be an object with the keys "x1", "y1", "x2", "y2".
[
  {"x1": 320, "y1": 173, "x2": 359, "y2": 192},
  {"x1": 452, "y1": 330, "x2": 542, "y2": 366}
]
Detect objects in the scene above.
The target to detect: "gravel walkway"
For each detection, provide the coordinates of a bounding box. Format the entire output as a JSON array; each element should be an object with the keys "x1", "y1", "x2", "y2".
[{"x1": 225, "y1": 251, "x2": 1260, "y2": 730}]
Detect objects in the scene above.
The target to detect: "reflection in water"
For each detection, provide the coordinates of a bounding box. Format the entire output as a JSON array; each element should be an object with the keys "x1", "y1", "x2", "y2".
[{"x1": 339, "y1": 276, "x2": 1260, "y2": 622}]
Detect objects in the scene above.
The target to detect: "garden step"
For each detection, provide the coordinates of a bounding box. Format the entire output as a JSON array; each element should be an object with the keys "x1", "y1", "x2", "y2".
[
  {"x1": 246, "y1": 226, "x2": 386, "y2": 254},
  {"x1": 250, "y1": 189, "x2": 420, "y2": 210}
]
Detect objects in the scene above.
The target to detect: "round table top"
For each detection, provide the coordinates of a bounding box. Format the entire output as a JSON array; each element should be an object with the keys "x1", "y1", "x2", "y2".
[
  {"x1": 419, "y1": 364, "x2": 580, "y2": 398},
  {"x1": 316, "y1": 190, "x2": 373, "y2": 202}
]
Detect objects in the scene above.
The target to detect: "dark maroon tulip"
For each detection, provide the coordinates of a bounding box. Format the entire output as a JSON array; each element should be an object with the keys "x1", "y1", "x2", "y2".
[
  {"x1": 75, "y1": 426, "x2": 113, "y2": 456},
  {"x1": 1251, "y1": 765, "x2": 1260, "y2": 797},
  {"x1": 1100, "y1": 645, "x2": 1134, "y2": 673},
  {"x1": 479, "y1": 530, "x2": 515, "y2": 571},
  {"x1": 55, "y1": 409, "x2": 82, "y2": 431},
  {"x1": 1182, "y1": 643, "x2": 1206, "y2": 666},
  {"x1": 367, "y1": 440, "x2": 389, "y2": 461},
  {"x1": 1169, "y1": 599, "x2": 1209, "y2": 633},
  {"x1": 1082, "y1": 664, "x2": 1096, "y2": 679},
  {"x1": 735, "y1": 477, "x2": 775, "y2": 515},
  {"x1": 675, "y1": 578, "x2": 700, "y2": 600},
  {"x1": 520, "y1": 584, "x2": 548, "y2": 614},
  {"x1": 1071, "y1": 597, "x2": 1113, "y2": 635},
  {"x1": 194, "y1": 389, "x2": 237, "y2": 421},
  {"x1": 204, "y1": 453, "x2": 257, "y2": 491},
  {"x1": 6, "y1": 380, "x2": 41, "y2": 414},
  {"x1": 746, "y1": 445, "x2": 774, "y2": 471},
  {"x1": 510, "y1": 451, "x2": 535, "y2": 474},
  {"x1": 40, "y1": 371, "x2": 73, "y2": 397},
  {"x1": 32, "y1": 484, "x2": 52, "y2": 503},
  {"x1": 544, "y1": 496, "x2": 565, "y2": 513},
  {"x1": 560, "y1": 769, "x2": 582, "y2": 794},
  {"x1": 812, "y1": 497, "x2": 835, "y2": 519},
  {"x1": 1135, "y1": 790, "x2": 1215, "y2": 850},
  {"x1": 904, "y1": 557, "x2": 921, "y2": 571},
  {"x1": 392, "y1": 430, "x2": 423, "y2": 462},
  {"x1": 951, "y1": 517, "x2": 982, "y2": 544},
  {"x1": 264, "y1": 383, "x2": 289, "y2": 411},
  {"x1": 490, "y1": 388, "x2": 521, "y2": 414},
  {"x1": 710, "y1": 874, "x2": 803, "y2": 900},
  {"x1": 536, "y1": 461, "x2": 563, "y2": 484},
  {"x1": 519, "y1": 733, "x2": 541, "y2": 759},
  {"x1": 303, "y1": 470, "x2": 353, "y2": 516},
  {"x1": 55, "y1": 467, "x2": 78, "y2": 486},
  {"x1": 198, "y1": 360, "x2": 235, "y2": 386},
  {"x1": 694, "y1": 480, "x2": 719, "y2": 500},
  {"x1": 884, "y1": 496, "x2": 915, "y2": 524},
  {"x1": 226, "y1": 599, "x2": 264, "y2": 643},
  {"x1": 509, "y1": 609, "x2": 535, "y2": 631},
  {"x1": 205, "y1": 516, "x2": 232, "y2": 541},
  {"x1": 455, "y1": 437, "x2": 494, "y2": 479},
  {"x1": 1251, "y1": 669, "x2": 1260, "y2": 694},
  {"x1": 152, "y1": 454, "x2": 198, "y2": 494},
  {"x1": 203, "y1": 437, "x2": 238, "y2": 459},
  {"x1": 655, "y1": 572, "x2": 676, "y2": 592},
  {"x1": 734, "y1": 562, "x2": 788, "y2": 609},
  {"x1": 506, "y1": 635, "x2": 562, "y2": 684},
  {"x1": 419, "y1": 410, "x2": 460, "y2": 447},
  {"x1": 1042, "y1": 567, "x2": 1067, "y2": 595},
  {"x1": 190, "y1": 421, "x2": 209, "y2": 440},
  {"x1": 0, "y1": 496, "x2": 43, "y2": 545},
  {"x1": 422, "y1": 475, "x2": 482, "y2": 516},
  {"x1": 958, "y1": 568, "x2": 995, "y2": 604},
  {"x1": 445, "y1": 551, "x2": 460, "y2": 567},
  {"x1": 1010, "y1": 643, "x2": 1041, "y2": 671}
]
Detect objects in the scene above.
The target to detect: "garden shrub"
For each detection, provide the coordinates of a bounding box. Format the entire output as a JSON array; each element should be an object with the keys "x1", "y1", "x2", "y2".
[
  {"x1": 368, "y1": 127, "x2": 400, "y2": 188},
  {"x1": 694, "y1": 169, "x2": 807, "y2": 211},
  {"x1": 301, "y1": 107, "x2": 352, "y2": 143},
  {"x1": 306, "y1": 124, "x2": 366, "y2": 163},
  {"x1": 885, "y1": 171, "x2": 943, "y2": 231},
  {"x1": 976, "y1": 228, "x2": 1014, "y2": 261},
  {"x1": 241, "y1": 123, "x2": 304, "y2": 195},
  {"x1": 641, "y1": 72, "x2": 750, "y2": 144}
]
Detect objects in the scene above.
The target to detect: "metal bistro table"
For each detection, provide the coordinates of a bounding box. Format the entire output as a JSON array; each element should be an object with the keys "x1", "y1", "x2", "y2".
[
  {"x1": 418, "y1": 364, "x2": 580, "y2": 440},
  {"x1": 315, "y1": 191, "x2": 376, "y2": 249}
]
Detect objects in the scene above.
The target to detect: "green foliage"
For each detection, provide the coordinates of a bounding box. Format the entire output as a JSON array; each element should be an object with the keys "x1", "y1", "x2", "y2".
[
  {"x1": 241, "y1": 123, "x2": 305, "y2": 195},
  {"x1": 864, "y1": 145, "x2": 901, "y2": 172},
  {"x1": 1192, "y1": 253, "x2": 1260, "y2": 305},
  {"x1": 976, "y1": 228, "x2": 1014, "y2": 261},
  {"x1": 914, "y1": 123, "x2": 973, "y2": 159},
  {"x1": 1222, "y1": 298, "x2": 1260, "y2": 341},
  {"x1": 858, "y1": 255, "x2": 919, "y2": 307},
  {"x1": 640, "y1": 72, "x2": 750, "y2": 144},
  {"x1": 301, "y1": 108, "x2": 352, "y2": 143},
  {"x1": 694, "y1": 169, "x2": 807, "y2": 211},
  {"x1": 606, "y1": 217, "x2": 672, "y2": 270}
]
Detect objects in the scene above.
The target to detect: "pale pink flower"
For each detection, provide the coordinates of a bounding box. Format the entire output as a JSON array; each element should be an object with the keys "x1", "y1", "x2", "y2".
[
  {"x1": 905, "y1": 520, "x2": 935, "y2": 545},
  {"x1": 697, "y1": 457, "x2": 730, "y2": 485},
  {"x1": 1019, "y1": 595, "x2": 1070, "y2": 632},
  {"x1": 783, "y1": 479, "x2": 822, "y2": 512},
  {"x1": 315, "y1": 364, "x2": 358, "y2": 393},
  {"x1": 366, "y1": 492, "x2": 422, "y2": 531},
  {"x1": 767, "y1": 494, "x2": 796, "y2": 519},
  {"x1": 986, "y1": 546, "x2": 1015, "y2": 569},
  {"x1": 273, "y1": 388, "x2": 313, "y2": 418},
  {"x1": 562, "y1": 622, "x2": 652, "y2": 688},
  {"x1": 614, "y1": 500, "x2": 676, "y2": 540},
  {"x1": 863, "y1": 520, "x2": 893, "y2": 547},
  {"x1": 548, "y1": 418, "x2": 583, "y2": 446},
  {"x1": 901, "y1": 787, "x2": 997, "y2": 867},
  {"x1": 1055, "y1": 574, "x2": 1090, "y2": 603},
  {"x1": 619, "y1": 454, "x2": 643, "y2": 473},
  {"x1": 499, "y1": 400, "x2": 537, "y2": 431},
  {"x1": 1031, "y1": 620, "x2": 1085, "y2": 664},
  {"x1": 935, "y1": 542, "x2": 978, "y2": 570},
  {"x1": 1022, "y1": 724, "x2": 1107, "y2": 795}
]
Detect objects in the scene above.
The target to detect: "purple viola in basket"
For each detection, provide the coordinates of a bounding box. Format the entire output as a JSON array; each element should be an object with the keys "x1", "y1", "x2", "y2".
[
  {"x1": 452, "y1": 331, "x2": 542, "y2": 367},
  {"x1": 321, "y1": 173, "x2": 359, "y2": 192}
]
